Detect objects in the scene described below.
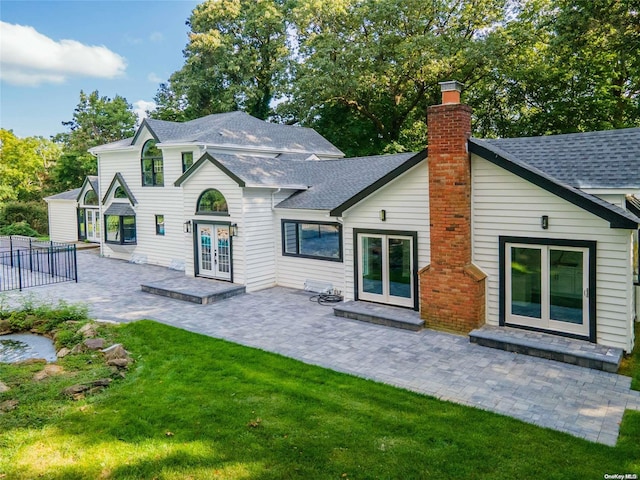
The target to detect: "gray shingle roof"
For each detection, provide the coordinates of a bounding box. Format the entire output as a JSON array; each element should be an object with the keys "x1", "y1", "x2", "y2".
[
  {"x1": 470, "y1": 137, "x2": 640, "y2": 228},
  {"x1": 182, "y1": 151, "x2": 422, "y2": 211},
  {"x1": 110, "y1": 112, "x2": 343, "y2": 157},
  {"x1": 45, "y1": 188, "x2": 81, "y2": 201},
  {"x1": 477, "y1": 128, "x2": 640, "y2": 189}
]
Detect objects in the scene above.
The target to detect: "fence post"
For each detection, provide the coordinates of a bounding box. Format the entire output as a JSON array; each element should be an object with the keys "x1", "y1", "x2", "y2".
[
  {"x1": 17, "y1": 250, "x2": 22, "y2": 291},
  {"x1": 9, "y1": 236, "x2": 13, "y2": 267},
  {"x1": 73, "y1": 245, "x2": 78, "y2": 283},
  {"x1": 29, "y1": 237, "x2": 33, "y2": 272}
]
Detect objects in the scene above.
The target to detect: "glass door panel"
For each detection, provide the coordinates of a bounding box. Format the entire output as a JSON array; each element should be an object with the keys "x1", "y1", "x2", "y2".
[
  {"x1": 362, "y1": 236, "x2": 383, "y2": 295},
  {"x1": 214, "y1": 226, "x2": 231, "y2": 280},
  {"x1": 198, "y1": 225, "x2": 213, "y2": 275},
  {"x1": 510, "y1": 247, "x2": 542, "y2": 319},
  {"x1": 549, "y1": 249, "x2": 583, "y2": 324},
  {"x1": 388, "y1": 238, "x2": 411, "y2": 299}
]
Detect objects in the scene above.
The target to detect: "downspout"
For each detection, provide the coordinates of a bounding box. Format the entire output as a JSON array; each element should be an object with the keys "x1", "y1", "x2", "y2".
[{"x1": 271, "y1": 188, "x2": 282, "y2": 210}]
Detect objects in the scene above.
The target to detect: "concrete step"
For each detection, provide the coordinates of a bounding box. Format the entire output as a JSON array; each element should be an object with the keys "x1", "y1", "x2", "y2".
[
  {"x1": 333, "y1": 301, "x2": 424, "y2": 331},
  {"x1": 141, "y1": 278, "x2": 245, "y2": 305},
  {"x1": 469, "y1": 325, "x2": 623, "y2": 372}
]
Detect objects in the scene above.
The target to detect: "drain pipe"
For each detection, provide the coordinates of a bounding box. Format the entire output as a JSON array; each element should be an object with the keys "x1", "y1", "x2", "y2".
[{"x1": 271, "y1": 188, "x2": 282, "y2": 210}]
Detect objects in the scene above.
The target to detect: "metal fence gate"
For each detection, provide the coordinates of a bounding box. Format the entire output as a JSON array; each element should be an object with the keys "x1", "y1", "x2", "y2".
[{"x1": 0, "y1": 236, "x2": 78, "y2": 291}]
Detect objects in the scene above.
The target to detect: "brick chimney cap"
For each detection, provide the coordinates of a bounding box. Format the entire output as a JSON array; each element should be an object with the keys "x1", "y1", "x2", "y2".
[{"x1": 439, "y1": 80, "x2": 465, "y2": 92}]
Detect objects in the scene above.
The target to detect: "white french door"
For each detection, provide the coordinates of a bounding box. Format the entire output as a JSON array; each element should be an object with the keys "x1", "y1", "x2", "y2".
[
  {"x1": 357, "y1": 233, "x2": 414, "y2": 308},
  {"x1": 506, "y1": 243, "x2": 590, "y2": 337},
  {"x1": 197, "y1": 224, "x2": 231, "y2": 280},
  {"x1": 86, "y1": 209, "x2": 100, "y2": 242}
]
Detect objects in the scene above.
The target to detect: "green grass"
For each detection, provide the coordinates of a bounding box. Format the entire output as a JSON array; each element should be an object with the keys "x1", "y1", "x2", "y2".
[
  {"x1": 1, "y1": 320, "x2": 639, "y2": 479},
  {"x1": 620, "y1": 321, "x2": 640, "y2": 390}
]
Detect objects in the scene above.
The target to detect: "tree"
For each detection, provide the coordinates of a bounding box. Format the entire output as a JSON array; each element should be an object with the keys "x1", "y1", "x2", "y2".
[
  {"x1": 50, "y1": 90, "x2": 137, "y2": 191},
  {"x1": 286, "y1": 0, "x2": 514, "y2": 153},
  {"x1": 152, "y1": 0, "x2": 290, "y2": 121},
  {"x1": 0, "y1": 129, "x2": 61, "y2": 203}
]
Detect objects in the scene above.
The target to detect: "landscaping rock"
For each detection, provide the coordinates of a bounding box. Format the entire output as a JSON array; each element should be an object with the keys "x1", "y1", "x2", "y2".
[
  {"x1": 78, "y1": 323, "x2": 98, "y2": 338},
  {"x1": 63, "y1": 378, "x2": 112, "y2": 399},
  {"x1": 14, "y1": 358, "x2": 46, "y2": 366},
  {"x1": 102, "y1": 344, "x2": 130, "y2": 361},
  {"x1": 0, "y1": 381, "x2": 9, "y2": 393},
  {"x1": 0, "y1": 399, "x2": 18, "y2": 412},
  {"x1": 83, "y1": 338, "x2": 105, "y2": 350},
  {"x1": 70, "y1": 343, "x2": 85, "y2": 354},
  {"x1": 107, "y1": 358, "x2": 131, "y2": 368},
  {"x1": 33, "y1": 364, "x2": 65, "y2": 381},
  {"x1": 57, "y1": 347, "x2": 71, "y2": 358}
]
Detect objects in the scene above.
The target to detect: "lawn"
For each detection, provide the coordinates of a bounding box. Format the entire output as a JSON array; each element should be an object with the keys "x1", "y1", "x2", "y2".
[{"x1": 1, "y1": 319, "x2": 639, "y2": 479}]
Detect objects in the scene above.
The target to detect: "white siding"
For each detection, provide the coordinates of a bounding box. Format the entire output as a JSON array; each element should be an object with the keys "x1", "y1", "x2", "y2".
[
  {"x1": 342, "y1": 160, "x2": 430, "y2": 301},
  {"x1": 181, "y1": 160, "x2": 245, "y2": 283},
  {"x1": 472, "y1": 155, "x2": 634, "y2": 351},
  {"x1": 274, "y1": 209, "x2": 345, "y2": 292},
  {"x1": 46, "y1": 200, "x2": 78, "y2": 243}
]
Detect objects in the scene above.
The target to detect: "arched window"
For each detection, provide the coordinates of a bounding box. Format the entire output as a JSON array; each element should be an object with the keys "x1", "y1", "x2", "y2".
[
  {"x1": 197, "y1": 189, "x2": 228, "y2": 214},
  {"x1": 141, "y1": 140, "x2": 164, "y2": 186},
  {"x1": 114, "y1": 186, "x2": 127, "y2": 199},
  {"x1": 84, "y1": 190, "x2": 98, "y2": 205}
]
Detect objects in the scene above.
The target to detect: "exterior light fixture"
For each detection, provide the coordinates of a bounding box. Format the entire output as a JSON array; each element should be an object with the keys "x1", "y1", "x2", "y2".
[
  {"x1": 230, "y1": 223, "x2": 238, "y2": 236},
  {"x1": 183, "y1": 220, "x2": 192, "y2": 233},
  {"x1": 541, "y1": 215, "x2": 549, "y2": 230},
  {"x1": 379, "y1": 209, "x2": 386, "y2": 221}
]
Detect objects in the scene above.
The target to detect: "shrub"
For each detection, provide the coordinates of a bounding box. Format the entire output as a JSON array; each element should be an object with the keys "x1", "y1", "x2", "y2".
[
  {"x1": 0, "y1": 201, "x2": 49, "y2": 234},
  {"x1": 0, "y1": 221, "x2": 39, "y2": 237}
]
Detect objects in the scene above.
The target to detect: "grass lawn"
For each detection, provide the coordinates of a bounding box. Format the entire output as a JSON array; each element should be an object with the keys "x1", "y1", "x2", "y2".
[
  {"x1": 620, "y1": 321, "x2": 640, "y2": 390},
  {"x1": 1, "y1": 320, "x2": 639, "y2": 479}
]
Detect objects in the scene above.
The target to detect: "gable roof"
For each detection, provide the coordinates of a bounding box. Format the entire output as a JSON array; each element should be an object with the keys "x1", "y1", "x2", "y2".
[
  {"x1": 477, "y1": 128, "x2": 640, "y2": 190},
  {"x1": 470, "y1": 138, "x2": 640, "y2": 229},
  {"x1": 75, "y1": 175, "x2": 99, "y2": 202},
  {"x1": 175, "y1": 150, "x2": 425, "y2": 213},
  {"x1": 95, "y1": 111, "x2": 343, "y2": 157},
  {"x1": 102, "y1": 172, "x2": 138, "y2": 205},
  {"x1": 44, "y1": 188, "x2": 81, "y2": 201}
]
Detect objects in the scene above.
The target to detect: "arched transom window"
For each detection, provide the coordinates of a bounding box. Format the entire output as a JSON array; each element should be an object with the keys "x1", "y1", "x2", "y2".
[
  {"x1": 197, "y1": 189, "x2": 228, "y2": 214},
  {"x1": 114, "y1": 186, "x2": 128, "y2": 199},
  {"x1": 83, "y1": 190, "x2": 98, "y2": 205},
  {"x1": 141, "y1": 140, "x2": 164, "y2": 186}
]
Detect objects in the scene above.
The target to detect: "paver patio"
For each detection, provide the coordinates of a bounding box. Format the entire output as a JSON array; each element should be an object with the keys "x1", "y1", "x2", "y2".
[{"x1": 2, "y1": 249, "x2": 639, "y2": 446}]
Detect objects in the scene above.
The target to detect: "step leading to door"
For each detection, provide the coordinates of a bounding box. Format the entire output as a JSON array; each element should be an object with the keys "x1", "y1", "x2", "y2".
[
  {"x1": 334, "y1": 301, "x2": 424, "y2": 331},
  {"x1": 141, "y1": 277, "x2": 245, "y2": 305},
  {"x1": 469, "y1": 325, "x2": 623, "y2": 372}
]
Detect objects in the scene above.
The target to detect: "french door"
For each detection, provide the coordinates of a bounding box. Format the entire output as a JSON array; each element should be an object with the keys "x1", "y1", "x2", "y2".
[
  {"x1": 86, "y1": 209, "x2": 100, "y2": 242},
  {"x1": 196, "y1": 224, "x2": 231, "y2": 280},
  {"x1": 357, "y1": 233, "x2": 414, "y2": 308},
  {"x1": 505, "y1": 242, "x2": 590, "y2": 337}
]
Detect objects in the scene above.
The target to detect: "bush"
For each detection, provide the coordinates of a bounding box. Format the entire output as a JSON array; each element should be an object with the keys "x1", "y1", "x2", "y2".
[
  {"x1": 0, "y1": 221, "x2": 39, "y2": 237},
  {"x1": 0, "y1": 201, "x2": 49, "y2": 234}
]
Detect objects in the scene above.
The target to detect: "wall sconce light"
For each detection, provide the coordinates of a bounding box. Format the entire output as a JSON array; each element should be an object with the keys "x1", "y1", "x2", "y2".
[
  {"x1": 230, "y1": 223, "x2": 238, "y2": 236},
  {"x1": 541, "y1": 215, "x2": 549, "y2": 230},
  {"x1": 379, "y1": 209, "x2": 386, "y2": 221},
  {"x1": 183, "y1": 220, "x2": 192, "y2": 233}
]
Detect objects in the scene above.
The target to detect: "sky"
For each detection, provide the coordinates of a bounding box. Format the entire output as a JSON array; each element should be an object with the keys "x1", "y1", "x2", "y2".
[{"x1": 0, "y1": 0, "x2": 201, "y2": 139}]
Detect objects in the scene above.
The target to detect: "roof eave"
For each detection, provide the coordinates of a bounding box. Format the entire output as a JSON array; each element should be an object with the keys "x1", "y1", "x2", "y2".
[{"x1": 469, "y1": 140, "x2": 639, "y2": 230}]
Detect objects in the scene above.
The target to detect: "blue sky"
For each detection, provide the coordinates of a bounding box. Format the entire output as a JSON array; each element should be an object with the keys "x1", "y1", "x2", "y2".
[{"x1": 0, "y1": 0, "x2": 200, "y2": 139}]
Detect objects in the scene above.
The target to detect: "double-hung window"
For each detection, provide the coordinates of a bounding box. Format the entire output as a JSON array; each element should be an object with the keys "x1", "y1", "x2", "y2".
[
  {"x1": 141, "y1": 140, "x2": 164, "y2": 186},
  {"x1": 282, "y1": 220, "x2": 342, "y2": 261}
]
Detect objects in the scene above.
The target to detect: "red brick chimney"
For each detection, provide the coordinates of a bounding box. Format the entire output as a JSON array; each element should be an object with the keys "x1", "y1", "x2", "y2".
[{"x1": 419, "y1": 81, "x2": 486, "y2": 333}]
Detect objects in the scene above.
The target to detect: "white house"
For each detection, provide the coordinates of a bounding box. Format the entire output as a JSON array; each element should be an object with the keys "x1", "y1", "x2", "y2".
[{"x1": 46, "y1": 83, "x2": 640, "y2": 354}]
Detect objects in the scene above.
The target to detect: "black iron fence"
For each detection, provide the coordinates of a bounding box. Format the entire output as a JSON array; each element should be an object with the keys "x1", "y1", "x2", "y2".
[{"x1": 0, "y1": 236, "x2": 77, "y2": 291}]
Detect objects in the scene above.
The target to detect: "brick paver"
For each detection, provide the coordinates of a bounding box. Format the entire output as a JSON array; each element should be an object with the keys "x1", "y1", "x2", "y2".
[{"x1": 3, "y1": 250, "x2": 640, "y2": 445}]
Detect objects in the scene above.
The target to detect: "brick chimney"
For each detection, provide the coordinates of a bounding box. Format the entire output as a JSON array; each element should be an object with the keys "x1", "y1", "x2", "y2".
[{"x1": 419, "y1": 81, "x2": 486, "y2": 333}]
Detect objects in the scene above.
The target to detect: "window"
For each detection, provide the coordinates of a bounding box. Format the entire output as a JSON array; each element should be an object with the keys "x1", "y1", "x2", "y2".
[
  {"x1": 182, "y1": 152, "x2": 194, "y2": 173},
  {"x1": 83, "y1": 190, "x2": 98, "y2": 205},
  {"x1": 114, "y1": 186, "x2": 128, "y2": 199},
  {"x1": 282, "y1": 220, "x2": 342, "y2": 261},
  {"x1": 105, "y1": 215, "x2": 136, "y2": 244},
  {"x1": 141, "y1": 140, "x2": 164, "y2": 186},
  {"x1": 155, "y1": 215, "x2": 165, "y2": 236},
  {"x1": 197, "y1": 189, "x2": 228, "y2": 214}
]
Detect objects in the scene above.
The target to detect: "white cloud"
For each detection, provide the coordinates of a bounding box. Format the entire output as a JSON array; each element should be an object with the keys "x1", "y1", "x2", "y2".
[
  {"x1": 0, "y1": 21, "x2": 127, "y2": 86},
  {"x1": 148, "y1": 72, "x2": 163, "y2": 84},
  {"x1": 149, "y1": 32, "x2": 163, "y2": 43},
  {"x1": 133, "y1": 100, "x2": 157, "y2": 122}
]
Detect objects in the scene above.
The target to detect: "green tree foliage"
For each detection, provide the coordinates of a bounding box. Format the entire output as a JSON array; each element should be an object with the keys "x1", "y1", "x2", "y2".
[
  {"x1": 152, "y1": 0, "x2": 290, "y2": 121},
  {"x1": 0, "y1": 129, "x2": 61, "y2": 203},
  {"x1": 0, "y1": 201, "x2": 49, "y2": 234},
  {"x1": 50, "y1": 90, "x2": 137, "y2": 191}
]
